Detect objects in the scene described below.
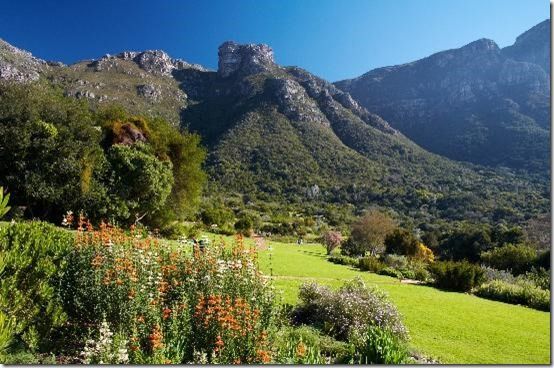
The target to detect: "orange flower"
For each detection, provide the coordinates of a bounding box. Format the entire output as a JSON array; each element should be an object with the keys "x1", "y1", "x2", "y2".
[
  {"x1": 296, "y1": 342, "x2": 307, "y2": 358},
  {"x1": 136, "y1": 315, "x2": 145, "y2": 323},
  {"x1": 256, "y1": 349, "x2": 271, "y2": 363},
  {"x1": 148, "y1": 324, "x2": 164, "y2": 350},
  {"x1": 163, "y1": 307, "x2": 172, "y2": 320}
]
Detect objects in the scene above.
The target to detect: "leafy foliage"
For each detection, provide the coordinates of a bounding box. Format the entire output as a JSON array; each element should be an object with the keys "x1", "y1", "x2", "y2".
[
  {"x1": 428, "y1": 261, "x2": 485, "y2": 292},
  {"x1": 0, "y1": 221, "x2": 74, "y2": 352},
  {"x1": 480, "y1": 243, "x2": 538, "y2": 275}
]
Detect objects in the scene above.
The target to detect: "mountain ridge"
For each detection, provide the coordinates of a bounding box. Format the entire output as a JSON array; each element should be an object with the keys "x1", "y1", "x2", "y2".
[
  {"x1": 335, "y1": 19, "x2": 550, "y2": 174},
  {"x1": 0, "y1": 26, "x2": 549, "y2": 224}
]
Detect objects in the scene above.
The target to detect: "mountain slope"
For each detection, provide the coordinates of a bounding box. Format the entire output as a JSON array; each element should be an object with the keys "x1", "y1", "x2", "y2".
[
  {"x1": 335, "y1": 20, "x2": 550, "y2": 174},
  {"x1": 0, "y1": 38, "x2": 548, "y2": 224}
]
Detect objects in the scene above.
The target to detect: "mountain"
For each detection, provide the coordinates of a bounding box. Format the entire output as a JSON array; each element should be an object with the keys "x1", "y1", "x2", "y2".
[
  {"x1": 0, "y1": 38, "x2": 548, "y2": 224},
  {"x1": 335, "y1": 20, "x2": 550, "y2": 174}
]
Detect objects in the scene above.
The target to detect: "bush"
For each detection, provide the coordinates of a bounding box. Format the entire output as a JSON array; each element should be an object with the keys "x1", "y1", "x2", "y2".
[
  {"x1": 234, "y1": 217, "x2": 253, "y2": 236},
  {"x1": 273, "y1": 326, "x2": 349, "y2": 364},
  {"x1": 523, "y1": 267, "x2": 550, "y2": 290},
  {"x1": 378, "y1": 267, "x2": 403, "y2": 279},
  {"x1": 292, "y1": 279, "x2": 408, "y2": 341},
  {"x1": 358, "y1": 256, "x2": 385, "y2": 273},
  {"x1": 327, "y1": 255, "x2": 358, "y2": 267},
  {"x1": 429, "y1": 261, "x2": 485, "y2": 292},
  {"x1": 0, "y1": 221, "x2": 74, "y2": 352},
  {"x1": 473, "y1": 280, "x2": 550, "y2": 311},
  {"x1": 349, "y1": 326, "x2": 410, "y2": 364},
  {"x1": 480, "y1": 243, "x2": 538, "y2": 275},
  {"x1": 60, "y1": 224, "x2": 277, "y2": 364},
  {"x1": 382, "y1": 254, "x2": 409, "y2": 269}
]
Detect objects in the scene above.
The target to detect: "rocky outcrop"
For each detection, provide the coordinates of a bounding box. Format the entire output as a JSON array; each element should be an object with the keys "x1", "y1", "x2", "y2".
[
  {"x1": 91, "y1": 50, "x2": 207, "y2": 76},
  {"x1": 137, "y1": 84, "x2": 162, "y2": 101},
  {"x1": 218, "y1": 41, "x2": 276, "y2": 77},
  {"x1": 0, "y1": 39, "x2": 45, "y2": 82}
]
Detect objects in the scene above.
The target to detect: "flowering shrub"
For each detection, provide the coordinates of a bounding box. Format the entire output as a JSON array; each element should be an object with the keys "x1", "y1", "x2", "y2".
[
  {"x1": 292, "y1": 278, "x2": 408, "y2": 341},
  {"x1": 60, "y1": 218, "x2": 277, "y2": 364},
  {"x1": 322, "y1": 231, "x2": 343, "y2": 255}
]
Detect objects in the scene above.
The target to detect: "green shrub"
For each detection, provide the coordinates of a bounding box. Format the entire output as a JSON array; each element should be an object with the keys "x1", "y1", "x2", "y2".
[
  {"x1": 428, "y1": 261, "x2": 485, "y2": 292},
  {"x1": 349, "y1": 325, "x2": 410, "y2": 364},
  {"x1": 474, "y1": 280, "x2": 550, "y2": 311},
  {"x1": 0, "y1": 221, "x2": 74, "y2": 352},
  {"x1": 358, "y1": 256, "x2": 385, "y2": 273},
  {"x1": 382, "y1": 254, "x2": 409, "y2": 269},
  {"x1": 378, "y1": 267, "x2": 403, "y2": 279},
  {"x1": 480, "y1": 243, "x2": 538, "y2": 275},
  {"x1": 273, "y1": 326, "x2": 337, "y2": 364},
  {"x1": 523, "y1": 267, "x2": 550, "y2": 290},
  {"x1": 328, "y1": 255, "x2": 358, "y2": 267}
]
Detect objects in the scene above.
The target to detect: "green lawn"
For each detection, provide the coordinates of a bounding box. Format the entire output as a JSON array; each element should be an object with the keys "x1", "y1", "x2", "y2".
[{"x1": 195, "y1": 233, "x2": 550, "y2": 364}]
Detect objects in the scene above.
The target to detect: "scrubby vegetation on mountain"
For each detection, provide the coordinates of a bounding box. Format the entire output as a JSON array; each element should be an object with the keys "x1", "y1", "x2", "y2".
[
  {"x1": 0, "y1": 82, "x2": 205, "y2": 228},
  {"x1": 336, "y1": 20, "x2": 550, "y2": 174},
  {"x1": 0, "y1": 33, "x2": 549, "y2": 230}
]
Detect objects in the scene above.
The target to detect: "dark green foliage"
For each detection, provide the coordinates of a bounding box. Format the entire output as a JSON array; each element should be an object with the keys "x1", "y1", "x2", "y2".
[
  {"x1": 429, "y1": 261, "x2": 485, "y2": 292},
  {"x1": 106, "y1": 143, "x2": 173, "y2": 223},
  {"x1": 0, "y1": 222, "x2": 74, "y2": 352},
  {"x1": 0, "y1": 83, "x2": 205, "y2": 228},
  {"x1": 200, "y1": 205, "x2": 234, "y2": 227},
  {"x1": 480, "y1": 244, "x2": 538, "y2": 275},
  {"x1": 0, "y1": 82, "x2": 103, "y2": 221},
  {"x1": 378, "y1": 267, "x2": 404, "y2": 279},
  {"x1": 439, "y1": 225, "x2": 494, "y2": 262},
  {"x1": 535, "y1": 250, "x2": 550, "y2": 269},
  {"x1": 385, "y1": 228, "x2": 419, "y2": 256},
  {"x1": 234, "y1": 217, "x2": 253, "y2": 236},
  {"x1": 327, "y1": 255, "x2": 359, "y2": 267}
]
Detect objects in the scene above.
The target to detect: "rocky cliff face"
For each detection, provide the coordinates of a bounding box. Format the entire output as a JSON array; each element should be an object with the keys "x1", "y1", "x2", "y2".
[
  {"x1": 503, "y1": 19, "x2": 550, "y2": 74},
  {"x1": 218, "y1": 41, "x2": 276, "y2": 77},
  {"x1": 335, "y1": 20, "x2": 550, "y2": 173}
]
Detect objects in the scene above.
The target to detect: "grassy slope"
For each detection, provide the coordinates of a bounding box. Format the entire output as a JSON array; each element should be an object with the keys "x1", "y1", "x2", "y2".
[{"x1": 197, "y1": 233, "x2": 550, "y2": 364}]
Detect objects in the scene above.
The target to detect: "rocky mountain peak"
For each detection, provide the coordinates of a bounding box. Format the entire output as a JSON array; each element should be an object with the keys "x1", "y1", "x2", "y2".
[
  {"x1": 218, "y1": 41, "x2": 275, "y2": 77},
  {"x1": 91, "y1": 49, "x2": 207, "y2": 75},
  {"x1": 459, "y1": 38, "x2": 500, "y2": 53},
  {"x1": 502, "y1": 19, "x2": 549, "y2": 74}
]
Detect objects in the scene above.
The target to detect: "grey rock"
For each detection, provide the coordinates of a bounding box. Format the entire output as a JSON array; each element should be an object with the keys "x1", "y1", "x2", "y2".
[{"x1": 218, "y1": 41, "x2": 276, "y2": 77}]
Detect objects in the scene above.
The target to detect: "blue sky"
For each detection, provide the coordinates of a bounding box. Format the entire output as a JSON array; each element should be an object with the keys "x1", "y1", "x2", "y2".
[{"x1": 0, "y1": 0, "x2": 548, "y2": 81}]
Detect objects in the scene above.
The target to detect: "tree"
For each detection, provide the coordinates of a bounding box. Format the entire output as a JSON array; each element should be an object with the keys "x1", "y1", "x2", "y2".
[
  {"x1": 480, "y1": 243, "x2": 538, "y2": 275},
  {"x1": 346, "y1": 210, "x2": 396, "y2": 256},
  {"x1": 106, "y1": 143, "x2": 173, "y2": 224},
  {"x1": 385, "y1": 229, "x2": 418, "y2": 256},
  {"x1": 439, "y1": 224, "x2": 493, "y2": 262},
  {"x1": 322, "y1": 231, "x2": 343, "y2": 255}
]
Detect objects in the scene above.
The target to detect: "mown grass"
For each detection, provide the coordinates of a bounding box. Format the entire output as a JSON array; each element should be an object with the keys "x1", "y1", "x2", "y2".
[{"x1": 245, "y1": 239, "x2": 549, "y2": 364}]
